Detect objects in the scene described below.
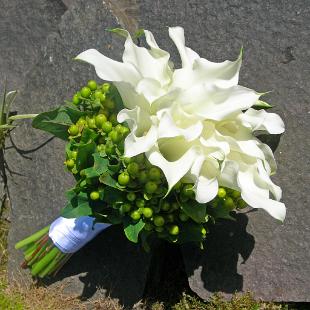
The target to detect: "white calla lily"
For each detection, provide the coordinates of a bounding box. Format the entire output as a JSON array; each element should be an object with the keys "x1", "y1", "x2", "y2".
[{"x1": 76, "y1": 26, "x2": 286, "y2": 221}]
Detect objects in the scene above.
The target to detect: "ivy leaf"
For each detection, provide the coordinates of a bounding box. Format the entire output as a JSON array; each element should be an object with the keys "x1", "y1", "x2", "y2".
[
  {"x1": 99, "y1": 172, "x2": 123, "y2": 190},
  {"x1": 61, "y1": 191, "x2": 92, "y2": 218},
  {"x1": 123, "y1": 218, "x2": 145, "y2": 243},
  {"x1": 207, "y1": 204, "x2": 236, "y2": 221},
  {"x1": 103, "y1": 187, "x2": 124, "y2": 205},
  {"x1": 32, "y1": 105, "x2": 84, "y2": 140},
  {"x1": 75, "y1": 141, "x2": 96, "y2": 170},
  {"x1": 83, "y1": 153, "x2": 109, "y2": 178},
  {"x1": 80, "y1": 127, "x2": 99, "y2": 144},
  {"x1": 180, "y1": 200, "x2": 207, "y2": 223},
  {"x1": 178, "y1": 222, "x2": 204, "y2": 244},
  {"x1": 109, "y1": 84, "x2": 124, "y2": 112}
]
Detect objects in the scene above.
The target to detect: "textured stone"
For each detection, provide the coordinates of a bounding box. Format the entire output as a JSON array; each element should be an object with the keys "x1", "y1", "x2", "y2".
[
  {"x1": 136, "y1": 0, "x2": 310, "y2": 301},
  {"x1": 6, "y1": 0, "x2": 150, "y2": 307}
]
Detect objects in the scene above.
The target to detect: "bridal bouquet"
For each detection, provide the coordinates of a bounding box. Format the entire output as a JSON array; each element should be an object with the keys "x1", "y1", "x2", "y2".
[{"x1": 15, "y1": 27, "x2": 285, "y2": 278}]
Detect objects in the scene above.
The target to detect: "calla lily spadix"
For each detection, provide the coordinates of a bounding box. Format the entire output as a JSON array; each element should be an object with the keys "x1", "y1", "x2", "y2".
[{"x1": 76, "y1": 26, "x2": 286, "y2": 222}]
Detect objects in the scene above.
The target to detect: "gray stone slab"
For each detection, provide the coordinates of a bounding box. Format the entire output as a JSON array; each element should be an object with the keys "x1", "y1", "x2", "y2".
[
  {"x1": 6, "y1": 0, "x2": 150, "y2": 306},
  {"x1": 136, "y1": 0, "x2": 310, "y2": 301}
]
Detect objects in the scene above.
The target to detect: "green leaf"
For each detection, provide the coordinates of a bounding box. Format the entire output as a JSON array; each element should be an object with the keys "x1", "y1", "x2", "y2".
[
  {"x1": 103, "y1": 187, "x2": 124, "y2": 205},
  {"x1": 109, "y1": 84, "x2": 124, "y2": 112},
  {"x1": 99, "y1": 172, "x2": 121, "y2": 189},
  {"x1": 83, "y1": 153, "x2": 109, "y2": 178},
  {"x1": 123, "y1": 218, "x2": 145, "y2": 243},
  {"x1": 178, "y1": 222, "x2": 204, "y2": 244},
  {"x1": 253, "y1": 100, "x2": 273, "y2": 109},
  {"x1": 180, "y1": 200, "x2": 207, "y2": 223},
  {"x1": 61, "y1": 191, "x2": 92, "y2": 218},
  {"x1": 32, "y1": 105, "x2": 85, "y2": 140},
  {"x1": 75, "y1": 141, "x2": 96, "y2": 170},
  {"x1": 106, "y1": 28, "x2": 128, "y2": 38},
  {"x1": 80, "y1": 127, "x2": 99, "y2": 144},
  {"x1": 207, "y1": 204, "x2": 236, "y2": 221}
]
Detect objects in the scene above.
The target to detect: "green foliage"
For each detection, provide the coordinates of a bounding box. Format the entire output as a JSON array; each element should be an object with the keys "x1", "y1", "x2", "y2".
[
  {"x1": 180, "y1": 200, "x2": 207, "y2": 223},
  {"x1": 124, "y1": 218, "x2": 145, "y2": 243}
]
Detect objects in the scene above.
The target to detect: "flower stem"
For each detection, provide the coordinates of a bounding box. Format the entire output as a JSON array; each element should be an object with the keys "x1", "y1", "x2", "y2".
[
  {"x1": 31, "y1": 247, "x2": 60, "y2": 276},
  {"x1": 15, "y1": 225, "x2": 50, "y2": 250}
]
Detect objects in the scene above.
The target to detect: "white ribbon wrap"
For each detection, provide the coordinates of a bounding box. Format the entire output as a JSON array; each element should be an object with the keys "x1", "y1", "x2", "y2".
[{"x1": 49, "y1": 216, "x2": 111, "y2": 254}]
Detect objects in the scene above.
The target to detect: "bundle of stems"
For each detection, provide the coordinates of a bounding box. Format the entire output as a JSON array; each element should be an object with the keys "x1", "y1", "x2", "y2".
[{"x1": 15, "y1": 225, "x2": 72, "y2": 278}]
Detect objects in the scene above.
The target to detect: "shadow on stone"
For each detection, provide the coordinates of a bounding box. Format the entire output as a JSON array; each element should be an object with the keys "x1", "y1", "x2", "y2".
[
  {"x1": 43, "y1": 225, "x2": 151, "y2": 308},
  {"x1": 181, "y1": 213, "x2": 255, "y2": 298}
]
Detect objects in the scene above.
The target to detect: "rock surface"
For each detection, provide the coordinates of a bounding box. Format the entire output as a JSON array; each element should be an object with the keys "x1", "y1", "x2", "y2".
[
  {"x1": 136, "y1": 0, "x2": 310, "y2": 301},
  {"x1": 6, "y1": 0, "x2": 150, "y2": 307},
  {"x1": 4, "y1": 0, "x2": 310, "y2": 304}
]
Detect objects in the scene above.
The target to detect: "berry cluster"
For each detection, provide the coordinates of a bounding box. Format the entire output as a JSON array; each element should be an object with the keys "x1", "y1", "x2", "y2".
[{"x1": 63, "y1": 80, "x2": 247, "y2": 245}]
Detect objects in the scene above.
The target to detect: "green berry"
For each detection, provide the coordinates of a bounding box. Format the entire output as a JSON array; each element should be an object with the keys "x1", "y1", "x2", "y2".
[
  {"x1": 201, "y1": 227, "x2": 207, "y2": 235},
  {"x1": 126, "y1": 192, "x2": 136, "y2": 202},
  {"x1": 95, "y1": 114, "x2": 107, "y2": 127},
  {"x1": 109, "y1": 130, "x2": 121, "y2": 143},
  {"x1": 217, "y1": 187, "x2": 227, "y2": 198},
  {"x1": 87, "y1": 118, "x2": 96, "y2": 129},
  {"x1": 136, "y1": 198, "x2": 145, "y2": 209},
  {"x1": 161, "y1": 201, "x2": 170, "y2": 212},
  {"x1": 90, "y1": 191, "x2": 100, "y2": 201},
  {"x1": 102, "y1": 83, "x2": 110, "y2": 93},
  {"x1": 130, "y1": 210, "x2": 141, "y2": 221},
  {"x1": 65, "y1": 159, "x2": 75, "y2": 169},
  {"x1": 76, "y1": 118, "x2": 87, "y2": 127},
  {"x1": 71, "y1": 151, "x2": 78, "y2": 159},
  {"x1": 127, "y1": 162, "x2": 140, "y2": 176},
  {"x1": 142, "y1": 207, "x2": 153, "y2": 218},
  {"x1": 179, "y1": 213, "x2": 189, "y2": 222},
  {"x1": 87, "y1": 80, "x2": 97, "y2": 91},
  {"x1": 118, "y1": 172, "x2": 130, "y2": 186},
  {"x1": 102, "y1": 121, "x2": 112, "y2": 133},
  {"x1": 144, "y1": 223, "x2": 153, "y2": 231},
  {"x1": 105, "y1": 143, "x2": 115, "y2": 156},
  {"x1": 148, "y1": 167, "x2": 161, "y2": 181},
  {"x1": 231, "y1": 190, "x2": 241, "y2": 199},
  {"x1": 224, "y1": 197, "x2": 235, "y2": 210},
  {"x1": 97, "y1": 144, "x2": 105, "y2": 152},
  {"x1": 153, "y1": 215, "x2": 165, "y2": 227},
  {"x1": 81, "y1": 86, "x2": 91, "y2": 98},
  {"x1": 120, "y1": 126, "x2": 129, "y2": 136},
  {"x1": 72, "y1": 93, "x2": 81, "y2": 105},
  {"x1": 121, "y1": 203, "x2": 132, "y2": 213},
  {"x1": 68, "y1": 124, "x2": 79, "y2": 136},
  {"x1": 138, "y1": 171, "x2": 148, "y2": 184},
  {"x1": 168, "y1": 225, "x2": 180, "y2": 236},
  {"x1": 105, "y1": 99, "x2": 115, "y2": 110},
  {"x1": 145, "y1": 181, "x2": 157, "y2": 194}
]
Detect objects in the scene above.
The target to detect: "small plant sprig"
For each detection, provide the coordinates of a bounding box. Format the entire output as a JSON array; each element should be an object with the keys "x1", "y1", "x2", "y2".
[{"x1": 0, "y1": 84, "x2": 37, "y2": 149}]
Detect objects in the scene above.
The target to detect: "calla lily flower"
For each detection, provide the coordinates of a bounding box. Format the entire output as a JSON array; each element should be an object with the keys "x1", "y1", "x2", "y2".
[{"x1": 76, "y1": 27, "x2": 286, "y2": 222}]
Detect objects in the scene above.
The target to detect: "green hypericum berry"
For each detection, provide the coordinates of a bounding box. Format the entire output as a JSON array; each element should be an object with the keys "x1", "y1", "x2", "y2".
[
  {"x1": 81, "y1": 86, "x2": 91, "y2": 98},
  {"x1": 102, "y1": 83, "x2": 110, "y2": 93},
  {"x1": 136, "y1": 198, "x2": 145, "y2": 209},
  {"x1": 65, "y1": 159, "x2": 75, "y2": 169},
  {"x1": 96, "y1": 144, "x2": 105, "y2": 152},
  {"x1": 144, "y1": 223, "x2": 153, "y2": 231},
  {"x1": 224, "y1": 197, "x2": 235, "y2": 210},
  {"x1": 231, "y1": 190, "x2": 241, "y2": 199},
  {"x1": 76, "y1": 118, "x2": 87, "y2": 127},
  {"x1": 109, "y1": 114, "x2": 118, "y2": 126},
  {"x1": 155, "y1": 226, "x2": 164, "y2": 233},
  {"x1": 105, "y1": 99, "x2": 115, "y2": 110},
  {"x1": 161, "y1": 201, "x2": 170, "y2": 212},
  {"x1": 182, "y1": 184, "x2": 194, "y2": 198},
  {"x1": 95, "y1": 114, "x2": 107, "y2": 127},
  {"x1": 145, "y1": 181, "x2": 157, "y2": 194},
  {"x1": 90, "y1": 191, "x2": 100, "y2": 201},
  {"x1": 217, "y1": 187, "x2": 226, "y2": 198},
  {"x1": 148, "y1": 167, "x2": 161, "y2": 181},
  {"x1": 72, "y1": 93, "x2": 81, "y2": 105},
  {"x1": 130, "y1": 210, "x2": 141, "y2": 221},
  {"x1": 118, "y1": 172, "x2": 130, "y2": 186},
  {"x1": 105, "y1": 143, "x2": 115, "y2": 156},
  {"x1": 168, "y1": 225, "x2": 180, "y2": 236},
  {"x1": 237, "y1": 199, "x2": 247, "y2": 209},
  {"x1": 109, "y1": 130, "x2": 121, "y2": 143},
  {"x1": 87, "y1": 80, "x2": 97, "y2": 91},
  {"x1": 201, "y1": 227, "x2": 207, "y2": 235},
  {"x1": 126, "y1": 192, "x2": 136, "y2": 202},
  {"x1": 120, "y1": 126, "x2": 129, "y2": 136},
  {"x1": 166, "y1": 214, "x2": 174, "y2": 223},
  {"x1": 102, "y1": 121, "x2": 113, "y2": 133},
  {"x1": 87, "y1": 118, "x2": 96, "y2": 129},
  {"x1": 142, "y1": 207, "x2": 153, "y2": 218},
  {"x1": 71, "y1": 151, "x2": 78, "y2": 159},
  {"x1": 121, "y1": 203, "x2": 132, "y2": 213},
  {"x1": 138, "y1": 171, "x2": 148, "y2": 184},
  {"x1": 127, "y1": 162, "x2": 139, "y2": 176},
  {"x1": 179, "y1": 212, "x2": 189, "y2": 222},
  {"x1": 68, "y1": 124, "x2": 79, "y2": 136},
  {"x1": 115, "y1": 124, "x2": 123, "y2": 133},
  {"x1": 153, "y1": 215, "x2": 165, "y2": 227}
]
